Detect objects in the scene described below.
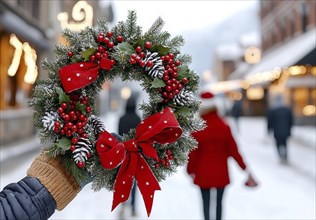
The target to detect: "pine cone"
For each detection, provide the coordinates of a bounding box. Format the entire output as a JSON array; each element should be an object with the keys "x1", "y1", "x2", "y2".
[
  {"x1": 72, "y1": 138, "x2": 93, "y2": 165},
  {"x1": 42, "y1": 111, "x2": 60, "y2": 131},
  {"x1": 143, "y1": 52, "x2": 164, "y2": 79},
  {"x1": 174, "y1": 89, "x2": 195, "y2": 106},
  {"x1": 89, "y1": 115, "x2": 105, "y2": 136}
]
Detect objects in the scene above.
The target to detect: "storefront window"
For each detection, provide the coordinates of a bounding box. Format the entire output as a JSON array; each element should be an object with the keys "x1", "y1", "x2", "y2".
[{"x1": 293, "y1": 88, "x2": 309, "y2": 116}]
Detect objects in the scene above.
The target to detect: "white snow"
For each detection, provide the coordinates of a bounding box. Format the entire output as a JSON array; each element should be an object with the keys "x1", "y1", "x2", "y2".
[{"x1": 1, "y1": 114, "x2": 315, "y2": 220}]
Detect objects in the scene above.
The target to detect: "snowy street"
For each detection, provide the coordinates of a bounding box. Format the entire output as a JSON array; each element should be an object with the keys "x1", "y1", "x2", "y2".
[{"x1": 1, "y1": 115, "x2": 315, "y2": 220}]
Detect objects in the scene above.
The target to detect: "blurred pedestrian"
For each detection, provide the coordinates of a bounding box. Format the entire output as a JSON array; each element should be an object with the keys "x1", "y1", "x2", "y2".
[
  {"x1": 118, "y1": 93, "x2": 141, "y2": 218},
  {"x1": 230, "y1": 99, "x2": 243, "y2": 132},
  {"x1": 187, "y1": 91, "x2": 257, "y2": 220},
  {"x1": 267, "y1": 95, "x2": 293, "y2": 164}
]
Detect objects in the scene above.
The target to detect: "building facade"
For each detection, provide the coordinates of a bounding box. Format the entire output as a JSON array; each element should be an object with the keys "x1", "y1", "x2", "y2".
[{"x1": 0, "y1": 0, "x2": 113, "y2": 145}]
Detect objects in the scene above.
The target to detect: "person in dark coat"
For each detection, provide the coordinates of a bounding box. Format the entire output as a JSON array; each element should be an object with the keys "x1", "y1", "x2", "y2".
[
  {"x1": 118, "y1": 94, "x2": 141, "y2": 218},
  {"x1": 0, "y1": 150, "x2": 85, "y2": 220},
  {"x1": 267, "y1": 95, "x2": 293, "y2": 163},
  {"x1": 187, "y1": 91, "x2": 257, "y2": 220},
  {"x1": 0, "y1": 133, "x2": 122, "y2": 220},
  {"x1": 230, "y1": 99, "x2": 243, "y2": 132}
]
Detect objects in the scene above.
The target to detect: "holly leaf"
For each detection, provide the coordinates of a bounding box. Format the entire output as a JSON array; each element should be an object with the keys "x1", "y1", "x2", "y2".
[
  {"x1": 56, "y1": 137, "x2": 71, "y2": 151},
  {"x1": 177, "y1": 65, "x2": 190, "y2": 80},
  {"x1": 116, "y1": 42, "x2": 135, "y2": 56},
  {"x1": 82, "y1": 48, "x2": 97, "y2": 61},
  {"x1": 151, "y1": 78, "x2": 166, "y2": 88},
  {"x1": 176, "y1": 107, "x2": 191, "y2": 116},
  {"x1": 75, "y1": 102, "x2": 86, "y2": 115},
  {"x1": 152, "y1": 44, "x2": 170, "y2": 56},
  {"x1": 56, "y1": 87, "x2": 70, "y2": 104}
]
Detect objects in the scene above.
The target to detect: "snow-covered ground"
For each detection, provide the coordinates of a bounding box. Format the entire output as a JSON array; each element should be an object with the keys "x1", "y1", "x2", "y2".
[{"x1": 1, "y1": 115, "x2": 315, "y2": 220}]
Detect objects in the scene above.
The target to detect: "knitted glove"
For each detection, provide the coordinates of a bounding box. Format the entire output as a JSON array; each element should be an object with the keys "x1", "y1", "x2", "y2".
[{"x1": 27, "y1": 150, "x2": 80, "y2": 210}]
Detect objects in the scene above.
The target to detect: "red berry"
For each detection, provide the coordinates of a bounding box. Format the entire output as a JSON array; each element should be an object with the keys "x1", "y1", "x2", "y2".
[
  {"x1": 111, "y1": 59, "x2": 116, "y2": 65},
  {"x1": 57, "y1": 107, "x2": 64, "y2": 114},
  {"x1": 178, "y1": 84, "x2": 183, "y2": 90},
  {"x1": 63, "y1": 114, "x2": 70, "y2": 121},
  {"x1": 86, "y1": 152, "x2": 91, "y2": 158},
  {"x1": 89, "y1": 55, "x2": 96, "y2": 62},
  {"x1": 66, "y1": 122, "x2": 73, "y2": 128},
  {"x1": 174, "y1": 89, "x2": 180, "y2": 95},
  {"x1": 107, "y1": 32, "x2": 113, "y2": 37},
  {"x1": 69, "y1": 111, "x2": 75, "y2": 117},
  {"x1": 79, "y1": 115, "x2": 86, "y2": 121},
  {"x1": 77, "y1": 162, "x2": 85, "y2": 168},
  {"x1": 77, "y1": 122, "x2": 83, "y2": 128},
  {"x1": 144, "y1": 41, "x2": 152, "y2": 49},
  {"x1": 72, "y1": 137, "x2": 79, "y2": 144},
  {"x1": 66, "y1": 130, "x2": 72, "y2": 136},
  {"x1": 162, "y1": 92, "x2": 168, "y2": 98},
  {"x1": 171, "y1": 84, "x2": 177, "y2": 90},
  {"x1": 61, "y1": 102, "x2": 68, "y2": 109},
  {"x1": 146, "y1": 61, "x2": 153, "y2": 67},
  {"x1": 135, "y1": 56, "x2": 141, "y2": 62},
  {"x1": 166, "y1": 80, "x2": 172, "y2": 86},
  {"x1": 173, "y1": 67, "x2": 178, "y2": 72},
  {"x1": 165, "y1": 161, "x2": 170, "y2": 167},
  {"x1": 101, "y1": 53, "x2": 108, "y2": 58},
  {"x1": 129, "y1": 58, "x2": 136, "y2": 64},
  {"x1": 166, "y1": 149, "x2": 172, "y2": 155},
  {"x1": 95, "y1": 52, "x2": 101, "y2": 59},
  {"x1": 108, "y1": 42, "x2": 114, "y2": 48},
  {"x1": 163, "y1": 75, "x2": 169, "y2": 81},
  {"x1": 72, "y1": 125, "x2": 78, "y2": 132},
  {"x1": 131, "y1": 53, "x2": 137, "y2": 59},
  {"x1": 155, "y1": 163, "x2": 159, "y2": 169},
  {"x1": 169, "y1": 53, "x2": 174, "y2": 59},
  {"x1": 139, "y1": 60, "x2": 146, "y2": 67},
  {"x1": 182, "y1": 78, "x2": 188, "y2": 84},
  {"x1": 67, "y1": 51, "x2": 73, "y2": 58},
  {"x1": 98, "y1": 46, "x2": 105, "y2": 52},
  {"x1": 172, "y1": 72, "x2": 178, "y2": 78},
  {"x1": 53, "y1": 127, "x2": 59, "y2": 133},
  {"x1": 168, "y1": 92, "x2": 174, "y2": 99},
  {"x1": 81, "y1": 133, "x2": 88, "y2": 138},
  {"x1": 54, "y1": 121, "x2": 61, "y2": 128},
  {"x1": 164, "y1": 55, "x2": 170, "y2": 61},
  {"x1": 103, "y1": 37, "x2": 110, "y2": 44},
  {"x1": 60, "y1": 129, "x2": 65, "y2": 135},
  {"x1": 117, "y1": 36, "x2": 123, "y2": 43},
  {"x1": 86, "y1": 106, "x2": 92, "y2": 113},
  {"x1": 78, "y1": 128, "x2": 84, "y2": 134},
  {"x1": 168, "y1": 68, "x2": 174, "y2": 74},
  {"x1": 166, "y1": 86, "x2": 172, "y2": 92},
  {"x1": 139, "y1": 52, "x2": 145, "y2": 58},
  {"x1": 97, "y1": 35, "x2": 104, "y2": 42},
  {"x1": 70, "y1": 145, "x2": 76, "y2": 152},
  {"x1": 168, "y1": 155, "x2": 174, "y2": 160},
  {"x1": 135, "y1": 46, "x2": 142, "y2": 53},
  {"x1": 175, "y1": 60, "x2": 181, "y2": 66}
]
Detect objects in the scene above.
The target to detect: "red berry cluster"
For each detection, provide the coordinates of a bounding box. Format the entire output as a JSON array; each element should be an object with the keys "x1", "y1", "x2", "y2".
[
  {"x1": 54, "y1": 95, "x2": 91, "y2": 140},
  {"x1": 87, "y1": 32, "x2": 121, "y2": 64},
  {"x1": 159, "y1": 54, "x2": 189, "y2": 103},
  {"x1": 155, "y1": 149, "x2": 174, "y2": 168},
  {"x1": 129, "y1": 41, "x2": 153, "y2": 67}
]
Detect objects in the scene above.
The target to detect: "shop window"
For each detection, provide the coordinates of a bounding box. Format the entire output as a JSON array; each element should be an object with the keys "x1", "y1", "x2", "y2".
[
  {"x1": 293, "y1": 88, "x2": 309, "y2": 116},
  {"x1": 0, "y1": 34, "x2": 38, "y2": 110}
]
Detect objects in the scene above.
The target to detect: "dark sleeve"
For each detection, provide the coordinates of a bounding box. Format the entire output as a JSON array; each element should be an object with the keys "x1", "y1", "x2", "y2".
[
  {"x1": 0, "y1": 177, "x2": 56, "y2": 220},
  {"x1": 267, "y1": 109, "x2": 273, "y2": 132}
]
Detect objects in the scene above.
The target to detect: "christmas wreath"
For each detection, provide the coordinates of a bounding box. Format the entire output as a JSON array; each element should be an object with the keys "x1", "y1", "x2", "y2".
[{"x1": 29, "y1": 11, "x2": 204, "y2": 215}]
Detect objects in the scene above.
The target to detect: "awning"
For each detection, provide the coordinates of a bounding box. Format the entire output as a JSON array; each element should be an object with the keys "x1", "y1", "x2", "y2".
[{"x1": 246, "y1": 28, "x2": 316, "y2": 77}]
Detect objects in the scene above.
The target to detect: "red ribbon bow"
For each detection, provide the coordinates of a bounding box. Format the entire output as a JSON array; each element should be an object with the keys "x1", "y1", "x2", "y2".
[
  {"x1": 58, "y1": 58, "x2": 114, "y2": 93},
  {"x1": 96, "y1": 107, "x2": 182, "y2": 216}
]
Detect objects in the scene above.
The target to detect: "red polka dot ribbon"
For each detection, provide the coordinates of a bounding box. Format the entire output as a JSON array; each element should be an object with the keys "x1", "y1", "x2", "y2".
[
  {"x1": 96, "y1": 107, "x2": 182, "y2": 216},
  {"x1": 58, "y1": 58, "x2": 114, "y2": 93}
]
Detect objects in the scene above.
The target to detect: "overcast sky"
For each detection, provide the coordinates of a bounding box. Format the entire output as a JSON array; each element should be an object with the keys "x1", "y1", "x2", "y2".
[{"x1": 101, "y1": 0, "x2": 258, "y2": 35}]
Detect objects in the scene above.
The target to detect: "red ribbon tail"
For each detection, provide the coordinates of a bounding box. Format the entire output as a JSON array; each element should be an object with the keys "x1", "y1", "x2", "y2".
[{"x1": 135, "y1": 156, "x2": 161, "y2": 216}]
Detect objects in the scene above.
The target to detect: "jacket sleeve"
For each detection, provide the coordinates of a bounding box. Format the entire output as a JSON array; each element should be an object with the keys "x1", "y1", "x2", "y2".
[
  {"x1": 227, "y1": 127, "x2": 247, "y2": 170},
  {"x1": 0, "y1": 177, "x2": 56, "y2": 220}
]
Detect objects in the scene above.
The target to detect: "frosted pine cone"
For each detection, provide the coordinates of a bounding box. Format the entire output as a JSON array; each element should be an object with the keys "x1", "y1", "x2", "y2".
[
  {"x1": 42, "y1": 111, "x2": 59, "y2": 131},
  {"x1": 174, "y1": 89, "x2": 195, "y2": 106},
  {"x1": 143, "y1": 52, "x2": 164, "y2": 79},
  {"x1": 89, "y1": 115, "x2": 105, "y2": 136},
  {"x1": 72, "y1": 138, "x2": 93, "y2": 165}
]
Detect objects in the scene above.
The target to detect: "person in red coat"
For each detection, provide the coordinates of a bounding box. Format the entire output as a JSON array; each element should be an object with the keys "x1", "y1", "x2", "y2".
[{"x1": 187, "y1": 91, "x2": 257, "y2": 220}]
